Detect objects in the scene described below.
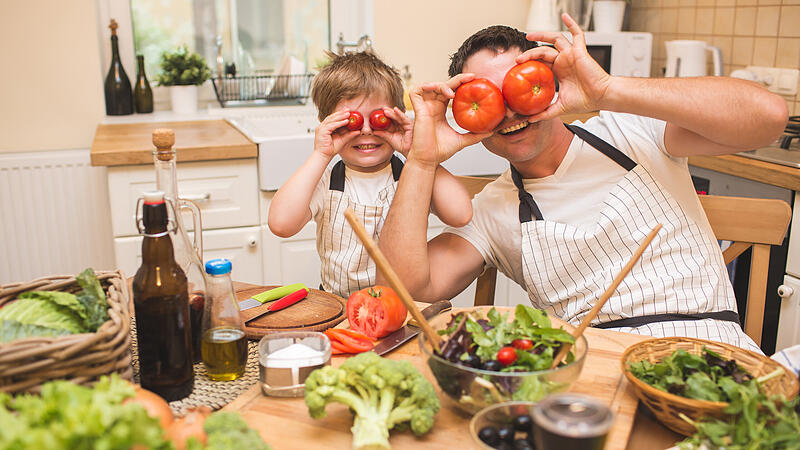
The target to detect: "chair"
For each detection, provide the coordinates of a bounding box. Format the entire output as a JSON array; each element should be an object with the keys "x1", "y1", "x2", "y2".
[{"x1": 457, "y1": 173, "x2": 792, "y2": 347}]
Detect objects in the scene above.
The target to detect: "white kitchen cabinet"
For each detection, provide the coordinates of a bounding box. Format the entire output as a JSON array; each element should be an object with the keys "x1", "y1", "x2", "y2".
[{"x1": 114, "y1": 226, "x2": 264, "y2": 284}]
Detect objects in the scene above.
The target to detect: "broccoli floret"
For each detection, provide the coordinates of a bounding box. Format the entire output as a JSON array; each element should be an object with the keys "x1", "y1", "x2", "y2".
[
  {"x1": 304, "y1": 352, "x2": 440, "y2": 450},
  {"x1": 199, "y1": 412, "x2": 271, "y2": 450}
]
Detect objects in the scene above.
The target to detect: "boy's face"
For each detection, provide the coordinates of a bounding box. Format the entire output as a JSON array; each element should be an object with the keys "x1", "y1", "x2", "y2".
[{"x1": 333, "y1": 94, "x2": 396, "y2": 172}]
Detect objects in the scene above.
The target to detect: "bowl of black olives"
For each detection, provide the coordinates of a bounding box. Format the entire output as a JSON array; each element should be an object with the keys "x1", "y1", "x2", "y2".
[{"x1": 469, "y1": 401, "x2": 537, "y2": 450}]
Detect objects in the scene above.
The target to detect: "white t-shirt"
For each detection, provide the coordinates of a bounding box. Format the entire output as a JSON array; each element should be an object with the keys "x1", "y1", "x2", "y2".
[
  {"x1": 310, "y1": 159, "x2": 397, "y2": 219},
  {"x1": 446, "y1": 111, "x2": 714, "y2": 288}
]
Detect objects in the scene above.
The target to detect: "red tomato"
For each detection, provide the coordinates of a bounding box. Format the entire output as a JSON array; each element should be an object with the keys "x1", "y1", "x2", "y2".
[
  {"x1": 452, "y1": 78, "x2": 506, "y2": 133},
  {"x1": 497, "y1": 347, "x2": 517, "y2": 366},
  {"x1": 346, "y1": 286, "x2": 408, "y2": 339},
  {"x1": 502, "y1": 60, "x2": 556, "y2": 116},
  {"x1": 346, "y1": 111, "x2": 364, "y2": 131},
  {"x1": 369, "y1": 109, "x2": 391, "y2": 130},
  {"x1": 324, "y1": 329, "x2": 374, "y2": 353},
  {"x1": 512, "y1": 339, "x2": 533, "y2": 350}
]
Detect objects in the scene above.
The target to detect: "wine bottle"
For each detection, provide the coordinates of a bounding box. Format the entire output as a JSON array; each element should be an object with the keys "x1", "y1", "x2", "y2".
[
  {"x1": 104, "y1": 19, "x2": 133, "y2": 116},
  {"x1": 134, "y1": 54, "x2": 154, "y2": 113},
  {"x1": 132, "y1": 190, "x2": 194, "y2": 401}
]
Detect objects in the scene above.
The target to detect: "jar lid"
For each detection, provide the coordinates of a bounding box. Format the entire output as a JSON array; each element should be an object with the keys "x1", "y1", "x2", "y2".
[
  {"x1": 532, "y1": 393, "x2": 614, "y2": 438},
  {"x1": 205, "y1": 258, "x2": 232, "y2": 275}
]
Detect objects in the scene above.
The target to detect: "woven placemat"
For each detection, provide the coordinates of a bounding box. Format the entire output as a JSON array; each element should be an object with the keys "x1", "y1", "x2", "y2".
[{"x1": 129, "y1": 318, "x2": 260, "y2": 416}]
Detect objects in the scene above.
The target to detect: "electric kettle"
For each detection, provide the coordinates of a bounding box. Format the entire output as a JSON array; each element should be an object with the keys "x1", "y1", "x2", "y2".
[{"x1": 664, "y1": 40, "x2": 722, "y2": 77}]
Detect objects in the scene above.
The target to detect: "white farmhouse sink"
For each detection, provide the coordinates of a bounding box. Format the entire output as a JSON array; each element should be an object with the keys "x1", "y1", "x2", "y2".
[{"x1": 228, "y1": 111, "x2": 508, "y2": 191}]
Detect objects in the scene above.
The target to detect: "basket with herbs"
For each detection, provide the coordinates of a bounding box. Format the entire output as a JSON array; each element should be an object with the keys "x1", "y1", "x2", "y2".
[
  {"x1": 621, "y1": 336, "x2": 799, "y2": 444},
  {"x1": 0, "y1": 269, "x2": 132, "y2": 394}
]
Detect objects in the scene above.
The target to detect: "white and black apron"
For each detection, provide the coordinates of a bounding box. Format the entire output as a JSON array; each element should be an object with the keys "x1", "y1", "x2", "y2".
[
  {"x1": 317, "y1": 156, "x2": 403, "y2": 298},
  {"x1": 513, "y1": 124, "x2": 759, "y2": 352}
]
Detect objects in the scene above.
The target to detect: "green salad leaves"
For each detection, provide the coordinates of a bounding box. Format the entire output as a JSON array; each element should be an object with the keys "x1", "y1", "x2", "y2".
[{"x1": 0, "y1": 268, "x2": 109, "y2": 343}]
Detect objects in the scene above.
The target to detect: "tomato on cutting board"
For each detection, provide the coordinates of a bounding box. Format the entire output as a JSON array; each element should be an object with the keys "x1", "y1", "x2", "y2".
[
  {"x1": 325, "y1": 328, "x2": 375, "y2": 354},
  {"x1": 451, "y1": 78, "x2": 506, "y2": 134},
  {"x1": 346, "y1": 286, "x2": 407, "y2": 339},
  {"x1": 502, "y1": 60, "x2": 555, "y2": 116}
]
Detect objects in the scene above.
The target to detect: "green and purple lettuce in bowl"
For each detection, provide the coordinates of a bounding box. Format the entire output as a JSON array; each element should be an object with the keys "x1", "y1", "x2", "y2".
[{"x1": 418, "y1": 305, "x2": 587, "y2": 415}]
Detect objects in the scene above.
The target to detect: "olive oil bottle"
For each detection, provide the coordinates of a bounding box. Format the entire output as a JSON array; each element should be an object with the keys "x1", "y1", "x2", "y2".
[{"x1": 201, "y1": 259, "x2": 247, "y2": 381}]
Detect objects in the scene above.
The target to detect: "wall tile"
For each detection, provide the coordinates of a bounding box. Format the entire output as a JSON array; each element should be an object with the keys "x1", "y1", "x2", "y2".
[
  {"x1": 732, "y1": 36, "x2": 755, "y2": 65},
  {"x1": 663, "y1": 0, "x2": 680, "y2": 6},
  {"x1": 734, "y1": 7, "x2": 757, "y2": 36},
  {"x1": 779, "y1": 6, "x2": 800, "y2": 38},
  {"x1": 757, "y1": 0, "x2": 781, "y2": 4},
  {"x1": 696, "y1": 7, "x2": 715, "y2": 34},
  {"x1": 776, "y1": 38, "x2": 800, "y2": 68},
  {"x1": 755, "y1": 6, "x2": 780, "y2": 36},
  {"x1": 712, "y1": 35, "x2": 735, "y2": 65},
  {"x1": 736, "y1": 0, "x2": 758, "y2": 5},
  {"x1": 697, "y1": 0, "x2": 715, "y2": 5},
  {"x1": 679, "y1": 0, "x2": 697, "y2": 5},
  {"x1": 678, "y1": 7, "x2": 697, "y2": 34},
  {"x1": 645, "y1": 9, "x2": 662, "y2": 33},
  {"x1": 752, "y1": 37, "x2": 778, "y2": 65},
  {"x1": 714, "y1": 7, "x2": 735, "y2": 35},
  {"x1": 784, "y1": 0, "x2": 800, "y2": 5},
  {"x1": 717, "y1": 0, "x2": 736, "y2": 5},
  {"x1": 662, "y1": 7, "x2": 680, "y2": 32}
]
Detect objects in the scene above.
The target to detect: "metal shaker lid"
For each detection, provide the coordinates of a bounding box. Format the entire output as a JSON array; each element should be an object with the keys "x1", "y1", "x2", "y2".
[{"x1": 532, "y1": 393, "x2": 615, "y2": 438}]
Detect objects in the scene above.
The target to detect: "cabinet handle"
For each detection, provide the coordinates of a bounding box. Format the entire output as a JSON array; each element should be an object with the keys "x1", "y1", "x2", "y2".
[
  {"x1": 778, "y1": 284, "x2": 794, "y2": 299},
  {"x1": 247, "y1": 236, "x2": 258, "y2": 247},
  {"x1": 180, "y1": 192, "x2": 211, "y2": 202}
]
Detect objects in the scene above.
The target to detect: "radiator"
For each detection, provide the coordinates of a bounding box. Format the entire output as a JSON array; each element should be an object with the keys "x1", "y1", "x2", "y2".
[{"x1": 0, "y1": 150, "x2": 116, "y2": 284}]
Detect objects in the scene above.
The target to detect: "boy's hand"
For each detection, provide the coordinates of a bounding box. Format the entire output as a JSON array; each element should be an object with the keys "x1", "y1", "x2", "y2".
[
  {"x1": 374, "y1": 107, "x2": 413, "y2": 156},
  {"x1": 315, "y1": 109, "x2": 360, "y2": 158}
]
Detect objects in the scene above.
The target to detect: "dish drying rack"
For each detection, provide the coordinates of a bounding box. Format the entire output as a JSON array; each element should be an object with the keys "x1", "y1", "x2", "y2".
[{"x1": 211, "y1": 71, "x2": 314, "y2": 107}]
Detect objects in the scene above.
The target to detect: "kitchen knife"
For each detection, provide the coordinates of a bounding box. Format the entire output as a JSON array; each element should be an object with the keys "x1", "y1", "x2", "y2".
[
  {"x1": 245, "y1": 287, "x2": 309, "y2": 324},
  {"x1": 372, "y1": 300, "x2": 452, "y2": 356},
  {"x1": 238, "y1": 283, "x2": 308, "y2": 311}
]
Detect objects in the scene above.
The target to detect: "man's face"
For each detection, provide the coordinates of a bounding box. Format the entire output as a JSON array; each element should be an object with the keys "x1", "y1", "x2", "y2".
[{"x1": 462, "y1": 47, "x2": 553, "y2": 164}]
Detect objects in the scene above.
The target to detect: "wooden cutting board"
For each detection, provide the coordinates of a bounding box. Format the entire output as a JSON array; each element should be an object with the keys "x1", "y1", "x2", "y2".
[{"x1": 238, "y1": 286, "x2": 347, "y2": 339}]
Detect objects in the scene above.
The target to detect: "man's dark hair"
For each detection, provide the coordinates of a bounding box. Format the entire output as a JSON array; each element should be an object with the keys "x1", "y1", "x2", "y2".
[{"x1": 448, "y1": 25, "x2": 538, "y2": 77}]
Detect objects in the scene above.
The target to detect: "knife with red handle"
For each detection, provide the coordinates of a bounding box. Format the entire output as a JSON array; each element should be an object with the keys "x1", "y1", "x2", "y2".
[{"x1": 245, "y1": 287, "x2": 309, "y2": 323}]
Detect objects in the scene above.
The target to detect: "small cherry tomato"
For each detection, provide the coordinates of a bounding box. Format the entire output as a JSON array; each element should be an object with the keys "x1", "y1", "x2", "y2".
[
  {"x1": 346, "y1": 111, "x2": 364, "y2": 131},
  {"x1": 369, "y1": 109, "x2": 391, "y2": 130},
  {"x1": 497, "y1": 347, "x2": 517, "y2": 366},
  {"x1": 512, "y1": 339, "x2": 533, "y2": 350}
]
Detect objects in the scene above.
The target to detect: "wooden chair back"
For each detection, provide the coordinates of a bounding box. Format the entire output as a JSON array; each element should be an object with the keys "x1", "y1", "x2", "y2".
[{"x1": 457, "y1": 176, "x2": 792, "y2": 347}]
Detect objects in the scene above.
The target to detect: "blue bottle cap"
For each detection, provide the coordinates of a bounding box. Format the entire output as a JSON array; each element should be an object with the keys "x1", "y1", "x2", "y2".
[{"x1": 205, "y1": 258, "x2": 232, "y2": 275}]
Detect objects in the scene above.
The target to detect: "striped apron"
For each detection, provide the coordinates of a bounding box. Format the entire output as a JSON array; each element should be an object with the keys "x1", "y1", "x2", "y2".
[
  {"x1": 514, "y1": 124, "x2": 760, "y2": 352},
  {"x1": 317, "y1": 155, "x2": 403, "y2": 298}
]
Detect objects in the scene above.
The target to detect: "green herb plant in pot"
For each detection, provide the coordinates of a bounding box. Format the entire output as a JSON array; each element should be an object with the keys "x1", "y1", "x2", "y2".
[{"x1": 156, "y1": 45, "x2": 211, "y2": 114}]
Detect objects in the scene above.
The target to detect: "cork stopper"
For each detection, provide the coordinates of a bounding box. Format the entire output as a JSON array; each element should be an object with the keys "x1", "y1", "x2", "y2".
[
  {"x1": 109, "y1": 19, "x2": 119, "y2": 36},
  {"x1": 152, "y1": 128, "x2": 176, "y2": 161}
]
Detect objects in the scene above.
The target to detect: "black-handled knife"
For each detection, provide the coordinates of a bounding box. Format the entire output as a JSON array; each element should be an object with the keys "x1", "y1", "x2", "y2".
[{"x1": 372, "y1": 300, "x2": 452, "y2": 356}]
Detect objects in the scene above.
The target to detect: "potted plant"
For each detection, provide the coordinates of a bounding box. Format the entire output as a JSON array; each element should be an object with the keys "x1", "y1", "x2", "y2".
[
  {"x1": 155, "y1": 45, "x2": 211, "y2": 114},
  {"x1": 592, "y1": 0, "x2": 628, "y2": 32}
]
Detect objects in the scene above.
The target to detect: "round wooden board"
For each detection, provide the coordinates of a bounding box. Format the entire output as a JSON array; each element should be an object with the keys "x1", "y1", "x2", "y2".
[{"x1": 237, "y1": 286, "x2": 347, "y2": 339}]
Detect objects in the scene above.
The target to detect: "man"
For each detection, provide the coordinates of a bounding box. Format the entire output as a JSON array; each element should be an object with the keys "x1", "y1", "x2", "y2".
[{"x1": 378, "y1": 15, "x2": 788, "y2": 353}]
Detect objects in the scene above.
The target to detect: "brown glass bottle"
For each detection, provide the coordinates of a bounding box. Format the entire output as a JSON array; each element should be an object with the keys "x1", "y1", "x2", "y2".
[
  {"x1": 132, "y1": 191, "x2": 194, "y2": 401},
  {"x1": 104, "y1": 19, "x2": 133, "y2": 115}
]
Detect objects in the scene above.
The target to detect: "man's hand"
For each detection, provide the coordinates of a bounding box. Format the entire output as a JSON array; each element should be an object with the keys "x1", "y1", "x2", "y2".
[
  {"x1": 407, "y1": 74, "x2": 491, "y2": 167},
  {"x1": 374, "y1": 106, "x2": 413, "y2": 156},
  {"x1": 518, "y1": 13, "x2": 612, "y2": 121},
  {"x1": 314, "y1": 109, "x2": 359, "y2": 158}
]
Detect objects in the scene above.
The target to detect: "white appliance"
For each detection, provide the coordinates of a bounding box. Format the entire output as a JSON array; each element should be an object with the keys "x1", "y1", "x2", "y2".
[
  {"x1": 665, "y1": 40, "x2": 722, "y2": 77},
  {"x1": 777, "y1": 192, "x2": 800, "y2": 351},
  {"x1": 579, "y1": 31, "x2": 652, "y2": 77}
]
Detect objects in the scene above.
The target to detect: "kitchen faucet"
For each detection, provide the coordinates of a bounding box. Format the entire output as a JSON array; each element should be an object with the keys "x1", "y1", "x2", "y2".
[{"x1": 336, "y1": 33, "x2": 373, "y2": 55}]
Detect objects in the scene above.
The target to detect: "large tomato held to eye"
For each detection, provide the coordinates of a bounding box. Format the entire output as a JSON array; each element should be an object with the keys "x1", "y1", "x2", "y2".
[
  {"x1": 452, "y1": 78, "x2": 506, "y2": 134},
  {"x1": 346, "y1": 286, "x2": 408, "y2": 339},
  {"x1": 346, "y1": 111, "x2": 364, "y2": 131},
  {"x1": 502, "y1": 60, "x2": 556, "y2": 116},
  {"x1": 369, "y1": 109, "x2": 391, "y2": 130}
]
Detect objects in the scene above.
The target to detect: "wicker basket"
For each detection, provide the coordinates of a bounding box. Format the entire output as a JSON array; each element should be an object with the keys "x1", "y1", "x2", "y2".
[
  {"x1": 621, "y1": 336, "x2": 800, "y2": 436},
  {"x1": 0, "y1": 270, "x2": 132, "y2": 394}
]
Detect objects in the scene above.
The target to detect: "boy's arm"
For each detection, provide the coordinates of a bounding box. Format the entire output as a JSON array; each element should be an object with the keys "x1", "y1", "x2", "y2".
[
  {"x1": 430, "y1": 166, "x2": 472, "y2": 227},
  {"x1": 268, "y1": 110, "x2": 358, "y2": 238}
]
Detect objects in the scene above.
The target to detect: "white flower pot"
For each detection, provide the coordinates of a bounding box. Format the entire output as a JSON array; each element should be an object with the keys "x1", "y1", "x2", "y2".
[
  {"x1": 170, "y1": 85, "x2": 198, "y2": 114},
  {"x1": 592, "y1": 0, "x2": 626, "y2": 32}
]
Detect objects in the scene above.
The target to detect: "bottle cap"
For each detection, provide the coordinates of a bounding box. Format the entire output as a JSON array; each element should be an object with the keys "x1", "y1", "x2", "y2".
[
  {"x1": 205, "y1": 258, "x2": 232, "y2": 275},
  {"x1": 143, "y1": 190, "x2": 165, "y2": 204}
]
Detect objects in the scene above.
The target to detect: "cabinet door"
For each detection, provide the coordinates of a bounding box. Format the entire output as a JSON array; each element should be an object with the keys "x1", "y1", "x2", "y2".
[
  {"x1": 776, "y1": 275, "x2": 800, "y2": 351},
  {"x1": 115, "y1": 225, "x2": 263, "y2": 285},
  {"x1": 261, "y1": 222, "x2": 322, "y2": 288}
]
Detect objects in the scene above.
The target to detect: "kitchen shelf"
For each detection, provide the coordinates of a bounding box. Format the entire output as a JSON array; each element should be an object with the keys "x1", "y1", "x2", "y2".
[{"x1": 211, "y1": 72, "x2": 314, "y2": 108}]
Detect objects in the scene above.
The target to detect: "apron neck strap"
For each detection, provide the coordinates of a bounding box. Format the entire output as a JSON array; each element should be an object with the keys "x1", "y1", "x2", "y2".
[
  {"x1": 510, "y1": 165, "x2": 543, "y2": 222},
  {"x1": 329, "y1": 154, "x2": 405, "y2": 192},
  {"x1": 564, "y1": 123, "x2": 637, "y2": 171}
]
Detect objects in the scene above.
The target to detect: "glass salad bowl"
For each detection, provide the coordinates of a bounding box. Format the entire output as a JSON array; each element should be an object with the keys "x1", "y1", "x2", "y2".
[{"x1": 418, "y1": 306, "x2": 588, "y2": 415}]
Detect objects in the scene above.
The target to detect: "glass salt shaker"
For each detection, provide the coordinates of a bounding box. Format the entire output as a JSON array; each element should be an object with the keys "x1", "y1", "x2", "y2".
[{"x1": 201, "y1": 258, "x2": 248, "y2": 381}]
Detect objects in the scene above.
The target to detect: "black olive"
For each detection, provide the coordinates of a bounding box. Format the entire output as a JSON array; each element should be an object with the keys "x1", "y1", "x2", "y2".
[
  {"x1": 512, "y1": 414, "x2": 533, "y2": 433},
  {"x1": 478, "y1": 426, "x2": 500, "y2": 446},
  {"x1": 496, "y1": 443, "x2": 514, "y2": 450},
  {"x1": 462, "y1": 353, "x2": 482, "y2": 368},
  {"x1": 513, "y1": 438, "x2": 534, "y2": 450},
  {"x1": 497, "y1": 425, "x2": 515, "y2": 443},
  {"x1": 482, "y1": 359, "x2": 503, "y2": 371}
]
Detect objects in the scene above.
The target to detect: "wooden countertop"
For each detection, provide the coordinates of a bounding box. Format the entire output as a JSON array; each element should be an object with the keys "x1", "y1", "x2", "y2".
[
  {"x1": 90, "y1": 120, "x2": 257, "y2": 166},
  {"x1": 688, "y1": 154, "x2": 800, "y2": 192}
]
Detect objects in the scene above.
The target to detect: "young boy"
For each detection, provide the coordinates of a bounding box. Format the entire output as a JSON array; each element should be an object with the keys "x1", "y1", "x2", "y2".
[{"x1": 268, "y1": 51, "x2": 472, "y2": 299}]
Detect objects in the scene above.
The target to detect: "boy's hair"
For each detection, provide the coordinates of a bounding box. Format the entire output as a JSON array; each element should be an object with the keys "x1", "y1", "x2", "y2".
[
  {"x1": 311, "y1": 51, "x2": 405, "y2": 121},
  {"x1": 448, "y1": 25, "x2": 538, "y2": 77}
]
